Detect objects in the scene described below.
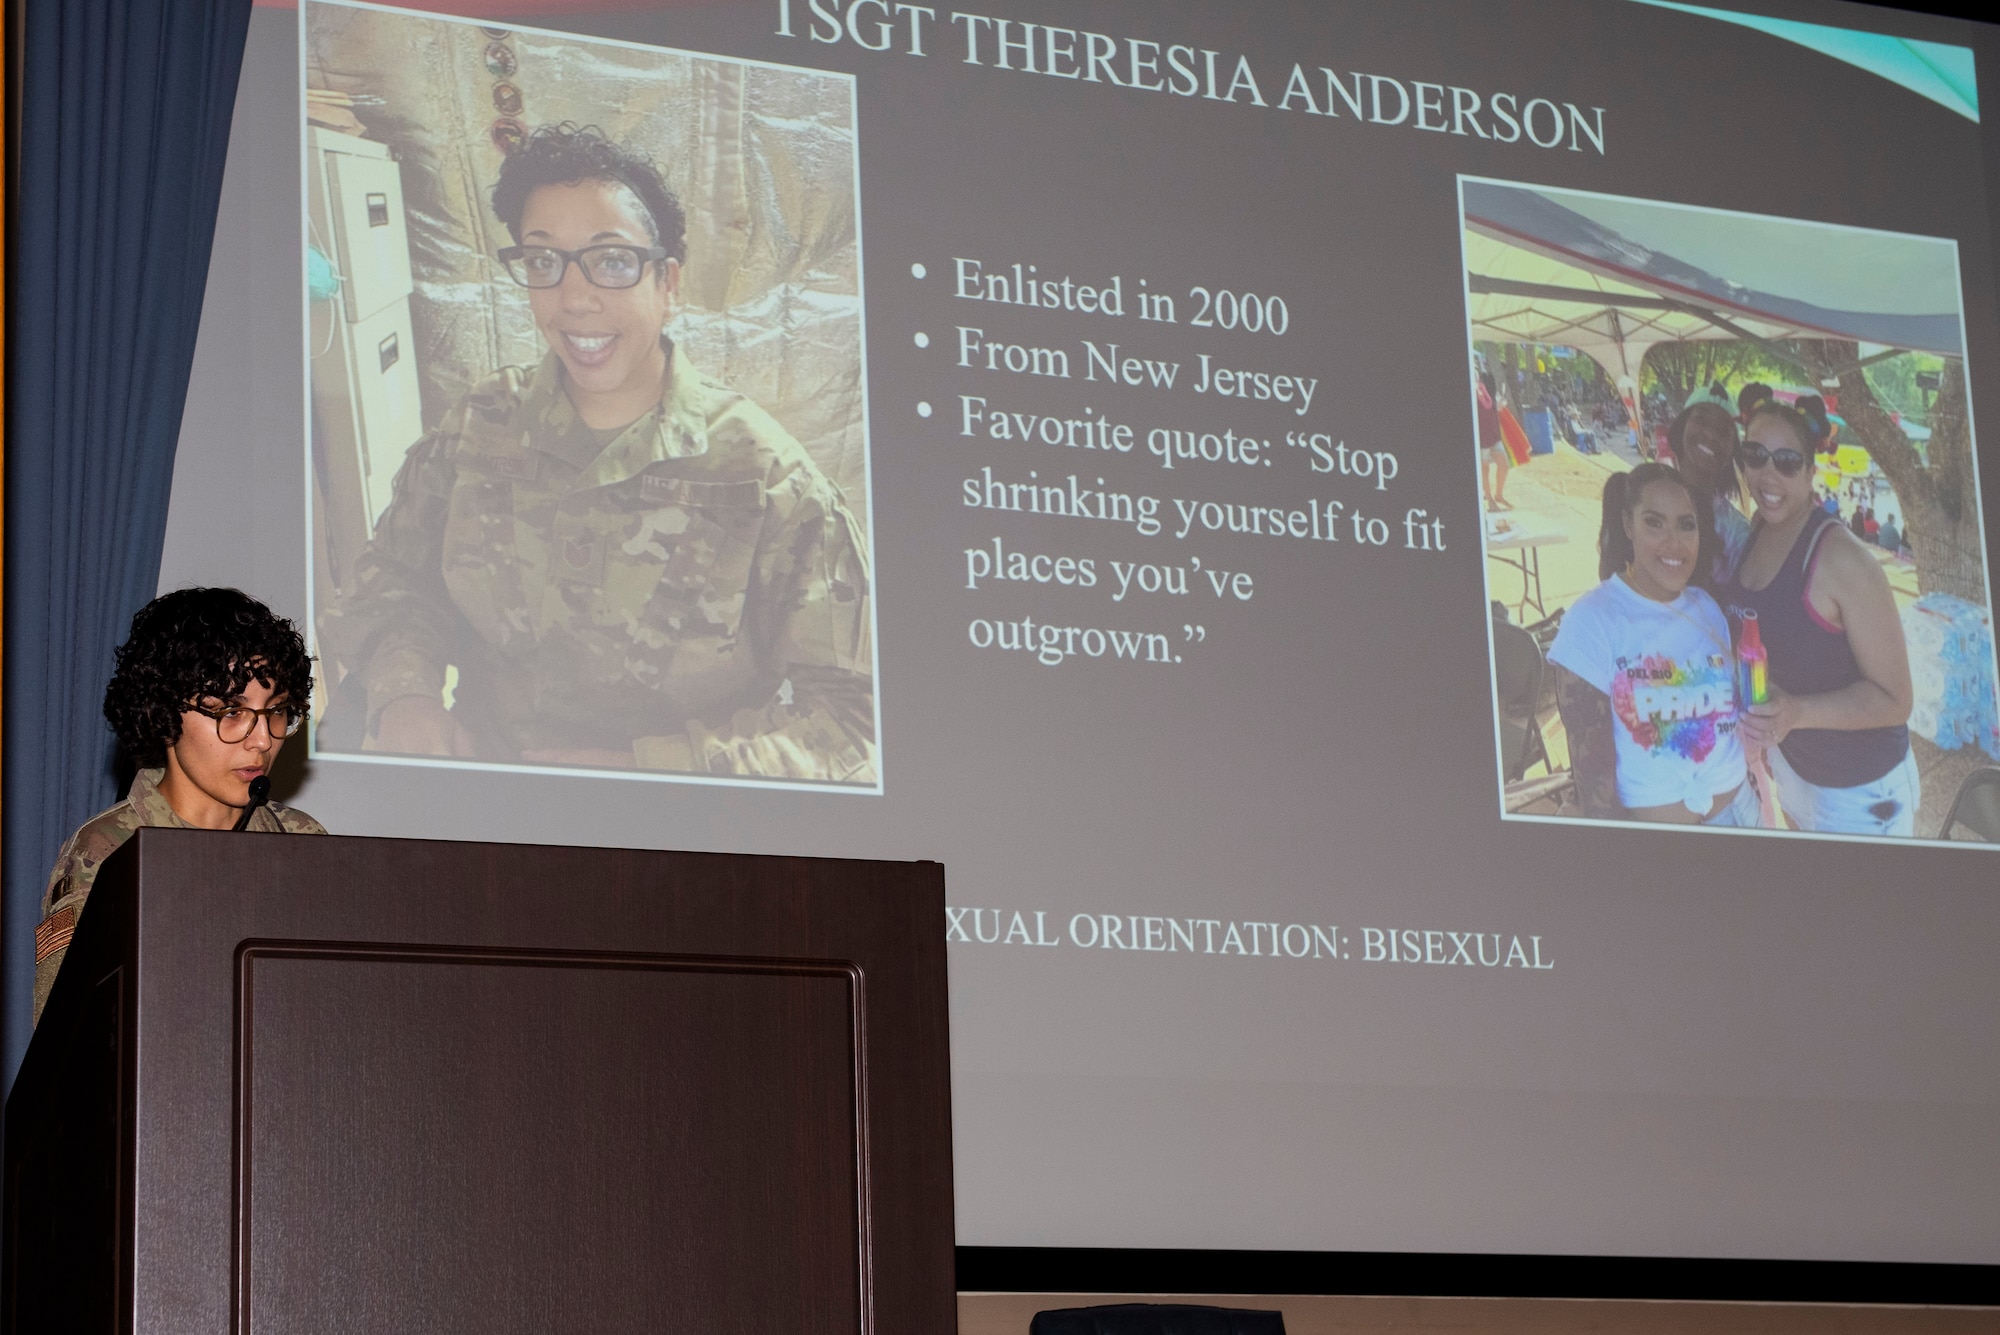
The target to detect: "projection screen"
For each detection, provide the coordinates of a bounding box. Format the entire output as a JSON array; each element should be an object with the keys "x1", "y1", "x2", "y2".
[{"x1": 159, "y1": 0, "x2": 2000, "y2": 1265}]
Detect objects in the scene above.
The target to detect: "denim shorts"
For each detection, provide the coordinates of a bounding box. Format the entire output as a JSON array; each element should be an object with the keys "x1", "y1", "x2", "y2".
[{"x1": 1769, "y1": 746, "x2": 1921, "y2": 838}]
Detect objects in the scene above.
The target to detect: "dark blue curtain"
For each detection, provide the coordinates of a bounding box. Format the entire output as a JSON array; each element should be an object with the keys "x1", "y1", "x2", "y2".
[{"x1": 4, "y1": 0, "x2": 254, "y2": 1086}]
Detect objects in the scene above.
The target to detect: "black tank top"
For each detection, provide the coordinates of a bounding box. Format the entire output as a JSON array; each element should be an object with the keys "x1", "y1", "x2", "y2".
[{"x1": 1718, "y1": 509, "x2": 1908, "y2": 787}]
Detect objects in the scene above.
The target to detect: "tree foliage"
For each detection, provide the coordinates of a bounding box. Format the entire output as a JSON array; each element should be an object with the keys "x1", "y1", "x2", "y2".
[
  {"x1": 1805, "y1": 339, "x2": 1982, "y2": 602},
  {"x1": 1640, "y1": 341, "x2": 1793, "y2": 404},
  {"x1": 1860, "y1": 350, "x2": 1948, "y2": 426}
]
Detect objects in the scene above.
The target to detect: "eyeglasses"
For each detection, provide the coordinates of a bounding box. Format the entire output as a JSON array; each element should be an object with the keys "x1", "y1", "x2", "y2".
[
  {"x1": 191, "y1": 701, "x2": 304, "y2": 744},
  {"x1": 1737, "y1": 442, "x2": 1809, "y2": 477},
  {"x1": 498, "y1": 244, "x2": 667, "y2": 290}
]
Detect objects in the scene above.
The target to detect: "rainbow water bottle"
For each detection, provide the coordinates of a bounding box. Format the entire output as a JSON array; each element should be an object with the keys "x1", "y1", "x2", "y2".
[
  {"x1": 1736, "y1": 609, "x2": 1778, "y2": 826},
  {"x1": 1737, "y1": 610, "x2": 1769, "y2": 709}
]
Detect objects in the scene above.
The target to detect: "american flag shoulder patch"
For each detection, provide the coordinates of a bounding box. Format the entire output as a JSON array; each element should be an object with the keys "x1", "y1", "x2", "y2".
[{"x1": 35, "y1": 905, "x2": 78, "y2": 964}]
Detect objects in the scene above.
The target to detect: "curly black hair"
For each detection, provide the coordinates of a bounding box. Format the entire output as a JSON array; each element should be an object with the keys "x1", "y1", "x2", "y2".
[
  {"x1": 102, "y1": 588, "x2": 314, "y2": 768},
  {"x1": 490, "y1": 123, "x2": 687, "y2": 264}
]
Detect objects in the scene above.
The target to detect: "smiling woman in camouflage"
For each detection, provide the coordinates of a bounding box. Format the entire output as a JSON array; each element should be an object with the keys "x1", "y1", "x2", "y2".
[{"x1": 323, "y1": 125, "x2": 874, "y2": 782}]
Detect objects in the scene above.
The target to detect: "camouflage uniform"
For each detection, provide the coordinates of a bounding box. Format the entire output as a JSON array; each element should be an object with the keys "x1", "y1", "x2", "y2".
[
  {"x1": 34, "y1": 768, "x2": 326, "y2": 1025},
  {"x1": 323, "y1": 345, "x2": 875, "y2": 781}
]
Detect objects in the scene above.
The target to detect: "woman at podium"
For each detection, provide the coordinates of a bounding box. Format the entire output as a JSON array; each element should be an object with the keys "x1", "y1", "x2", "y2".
[{"x1": 32, "y1": 588, "x2": 326, "y2": 1023}]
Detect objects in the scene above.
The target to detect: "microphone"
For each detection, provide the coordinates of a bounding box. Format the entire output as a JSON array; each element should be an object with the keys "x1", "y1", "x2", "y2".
[{"x1": 233, "y1": 775, "x2": 272, "y2": 832}]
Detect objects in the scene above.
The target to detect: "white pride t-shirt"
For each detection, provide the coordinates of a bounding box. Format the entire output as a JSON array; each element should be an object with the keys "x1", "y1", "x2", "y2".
[{"x1": 1548, "y1": 576, "x2": 1746, "y2": 812}]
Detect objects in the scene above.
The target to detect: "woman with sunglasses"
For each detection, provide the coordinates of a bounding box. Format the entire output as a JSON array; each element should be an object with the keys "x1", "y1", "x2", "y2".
[
  {"x1": 1548, "y1": 463, "x2": 1753, "y2": 827},
  {"x1": 34, "y1": 588, "x2": 326, "y2": 1024},
  {"x1": 1720, "y1": 403, "x2": 1917, "y2": 836}
]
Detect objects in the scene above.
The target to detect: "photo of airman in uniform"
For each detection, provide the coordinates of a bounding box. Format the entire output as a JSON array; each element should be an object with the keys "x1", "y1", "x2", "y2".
[{"x1": 306, "y1": 10, "x2": 876, "y2": 787}]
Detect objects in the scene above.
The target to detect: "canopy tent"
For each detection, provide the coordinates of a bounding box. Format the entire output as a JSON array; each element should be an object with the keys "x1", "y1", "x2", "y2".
[{"x1": 1462, "y1": 179, "x2": 1964, "y2": 389}]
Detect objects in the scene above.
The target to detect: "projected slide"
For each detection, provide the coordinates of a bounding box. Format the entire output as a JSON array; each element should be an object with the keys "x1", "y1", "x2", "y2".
[
  {"x1": 304, "y1": 3, "x2": 878, "y2": 788},
  {"x1": 162, "y1": 0, "x2": 2000, "y2": 1268},
  {"x1": 1465, "y1": 179, "x2": 1997, "y2": 842}
]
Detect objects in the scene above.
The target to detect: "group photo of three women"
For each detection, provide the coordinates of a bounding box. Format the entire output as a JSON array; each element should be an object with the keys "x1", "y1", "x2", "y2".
[{"x1": 1544, "y1": 396, "x2": 1921, "y2": 837}]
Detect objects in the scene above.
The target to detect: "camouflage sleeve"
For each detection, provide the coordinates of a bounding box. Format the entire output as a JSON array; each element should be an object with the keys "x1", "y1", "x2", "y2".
[
  {"x1": 672, "y1": 665, "x2": 877, "y2": 781},
  {"x1": 42, "y1": 837, "x2": 78, "y2": 921},
  {"x1": 33, "y1": 952, "x2": 65, "y2": 1029},
  {"x1": 320, "y1": 416, "x2": 468, "y2": 731},
  {"x1": 33, "y1": 813, "x2": 137, "y2": 1026},
  {"x1": 34, "y1": 843, "x2": 84, "y2": 1027},
  {"x1": 635, "y1": 462, "x2": 876, "y2": 782}
]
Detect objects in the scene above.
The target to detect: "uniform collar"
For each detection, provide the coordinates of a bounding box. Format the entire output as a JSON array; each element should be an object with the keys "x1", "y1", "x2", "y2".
[
  {"x1": 126, "y1": 765, "x2": 284, "y2": 832},
  {"x1": 126, "y1": 768, "x2": 191, "y2": 828},
  {"x1": 520, "y1": 339, "x2": 710, "y2": 487}
]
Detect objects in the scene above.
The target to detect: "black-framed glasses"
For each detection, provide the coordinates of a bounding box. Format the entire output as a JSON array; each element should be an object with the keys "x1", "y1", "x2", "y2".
[
  {"x1": 192, "y1": 701, "x2": 303, "y2": 744},
  {"x1": 1737, "y1": 441, "x2": 1809, "y2": 477},
  {"x1": 498, "y1": 244, "x2": 667, "y2": 290}
]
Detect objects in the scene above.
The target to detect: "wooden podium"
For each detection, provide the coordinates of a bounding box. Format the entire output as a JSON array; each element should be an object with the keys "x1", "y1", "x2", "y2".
[{"x1": 4, "y1": 829, "x2": 955, "y2": 1333}]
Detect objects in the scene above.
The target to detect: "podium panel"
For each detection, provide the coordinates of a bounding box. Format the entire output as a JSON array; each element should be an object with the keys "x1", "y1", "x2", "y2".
[{"x1": 6, "y1": 830, "x2": 953, "y2": 1335}]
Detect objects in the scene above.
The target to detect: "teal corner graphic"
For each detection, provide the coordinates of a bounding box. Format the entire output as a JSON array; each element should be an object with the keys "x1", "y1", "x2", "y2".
[{"x1": 1631, "y1": 0, "x2": 1977, "y2": 122}]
